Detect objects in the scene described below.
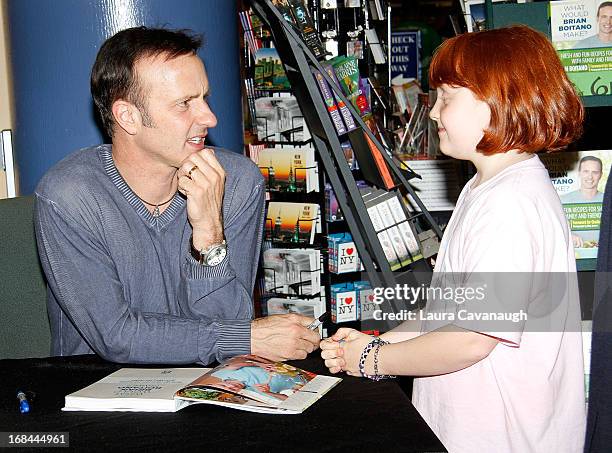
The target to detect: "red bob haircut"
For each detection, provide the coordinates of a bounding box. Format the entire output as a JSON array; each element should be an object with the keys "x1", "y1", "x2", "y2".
[{"x1": 429, "y1": 25, "x2": 584, "y2": 154}]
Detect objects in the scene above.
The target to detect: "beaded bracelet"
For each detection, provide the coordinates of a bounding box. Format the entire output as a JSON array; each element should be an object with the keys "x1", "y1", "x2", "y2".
[{"x1": 358, "y1": 337, "x2": 396, "y2": 381}]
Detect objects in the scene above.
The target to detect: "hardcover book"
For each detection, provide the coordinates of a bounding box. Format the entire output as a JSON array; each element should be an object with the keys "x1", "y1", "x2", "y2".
[
  {"x1": 363, "y1": 190, "x2": 402, "y2": 270},
  {"x1": 63, "y1": 355, "x2": 341, "y2": 415}
]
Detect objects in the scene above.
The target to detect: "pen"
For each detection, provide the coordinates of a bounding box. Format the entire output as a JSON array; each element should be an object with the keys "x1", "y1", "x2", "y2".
[
  {"x1": 17, "y1": 391, "x2": 30, "y2": 414},
  {"x1": 307, "y1": 312, "x2": 329, "y2": 330}
]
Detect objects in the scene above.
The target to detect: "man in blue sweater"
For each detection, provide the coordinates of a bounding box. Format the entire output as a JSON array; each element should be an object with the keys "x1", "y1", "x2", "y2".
[{"x1": 33, "y1": 27, "x2": 320, "y2": 365}]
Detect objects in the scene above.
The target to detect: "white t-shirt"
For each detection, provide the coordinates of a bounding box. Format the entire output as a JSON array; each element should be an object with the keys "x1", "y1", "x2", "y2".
[{"x1": 412, "y1": 155, "x2": 586, "y2": 453}]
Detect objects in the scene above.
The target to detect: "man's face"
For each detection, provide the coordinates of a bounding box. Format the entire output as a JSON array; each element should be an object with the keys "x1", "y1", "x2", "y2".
[
  {"x1": 579, "y1": 160, "x2": 603, "y2": 191},
  {"x1": 598, "y1": 6, "x2": 612, "y2": 39},
  {"x1": 131, "y1": 52, "x2": 218, "y2": 167}
]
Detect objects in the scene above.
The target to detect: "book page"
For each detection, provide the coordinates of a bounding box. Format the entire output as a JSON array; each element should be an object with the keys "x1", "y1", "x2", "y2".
[
  {"x1": 183, "y1": 355, "x2": 318, "y2": 407},
  {"x1": 63, "y1": 368, "x2": 208, "y2": 412}
]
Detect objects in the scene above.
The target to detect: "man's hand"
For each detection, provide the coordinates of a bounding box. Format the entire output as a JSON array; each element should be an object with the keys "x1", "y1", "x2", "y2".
[
  {"x1": 177, "y1": 149, "x2": 226, "y2": 249},
  {"x1": 251, "y1": 314, "x2": 321, "y2": 361}
]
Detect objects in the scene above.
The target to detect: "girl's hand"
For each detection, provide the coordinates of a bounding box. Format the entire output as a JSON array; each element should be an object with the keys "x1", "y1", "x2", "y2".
[{"x1": 320, "y1": 328, "x2": 373, "y2": 376}]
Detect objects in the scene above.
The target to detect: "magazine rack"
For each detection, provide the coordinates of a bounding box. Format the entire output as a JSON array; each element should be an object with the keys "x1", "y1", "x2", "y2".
[{"x1": 251, "y1": 0, "x2": 444, "y2": 313}]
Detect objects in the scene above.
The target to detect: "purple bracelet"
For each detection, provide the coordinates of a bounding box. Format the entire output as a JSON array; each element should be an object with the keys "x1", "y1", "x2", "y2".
[{"x1": 358, "y1": 337, "x2": 395, "y2": 381}]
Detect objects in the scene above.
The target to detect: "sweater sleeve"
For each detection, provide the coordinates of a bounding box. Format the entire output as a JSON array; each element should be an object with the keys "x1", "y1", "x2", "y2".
[{"x1": 179, "y1": 181, "x2": 265, "y2": 360}]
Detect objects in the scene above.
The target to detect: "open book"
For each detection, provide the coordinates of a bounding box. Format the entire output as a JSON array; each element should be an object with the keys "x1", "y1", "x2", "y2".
[{"x1": 63, "y1": 355, "x2": 341, "y2": 414}]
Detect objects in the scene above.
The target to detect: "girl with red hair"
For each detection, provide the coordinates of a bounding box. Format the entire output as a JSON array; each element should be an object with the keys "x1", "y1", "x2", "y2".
[{"x1": 322, "y1": 25, "x2": 586, "y2": 452}]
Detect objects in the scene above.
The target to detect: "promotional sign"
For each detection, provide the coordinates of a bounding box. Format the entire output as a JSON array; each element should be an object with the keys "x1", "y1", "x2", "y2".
[
  {"x1": 390, "y1": 31, "x2": 420, "y2": 83},
  {"x1": 550, "y1": 0, "x2": 612, "y2": 97},
  {"x1": 540, "y1": 150, "x2": 612, "y2": 259}
]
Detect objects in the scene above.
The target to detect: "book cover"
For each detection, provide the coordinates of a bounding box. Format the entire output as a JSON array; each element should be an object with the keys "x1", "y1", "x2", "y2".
[
  {"x1": 286, "y1": 0, "x2": 327, "y2": 58},
  {"x1": 330, "y1": 56, "x2": 372, "y2": 119},
  {"x1": 270, "y1": 0, "x2": 297, "y2": 25},
  {"x1": 257, "y1": 148, "x2": 315, "y2": 193},
  {"x1": 321, "y1": 62, "x2": 357, "y2": 131},
  {"x1": 540, "y1": 150, "x2": 612, "y2": 259},
  {"x1": 266, "y1": 202, "x2": 319, "y2": 244},
  {"x1": 263, "y1": 248, "x2": 321, "y2": 295},
  {"x1": 63, "y1": 355, "x2": 341, "y2": 415},
  {"x1": 254, "y1": 47, "x2": 290, "y2": 91},
  {"x1": 550, "y1": 0, "x2": 612, "y2": 97},
  {"x1": 312, "y1": 68, "x2": 348, "y2": 135},
  {"x1": 255, "y1": 96, "x2": 311, "y2": 143}
]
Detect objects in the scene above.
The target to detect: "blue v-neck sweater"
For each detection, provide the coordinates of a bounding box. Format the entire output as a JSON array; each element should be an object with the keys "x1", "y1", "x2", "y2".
[{"x1": 34, "y1": 145, "x2": 264, "y2": 365}]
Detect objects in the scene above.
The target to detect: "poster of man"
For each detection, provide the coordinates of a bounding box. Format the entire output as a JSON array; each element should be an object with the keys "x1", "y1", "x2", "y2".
[
  {"x1": 550, "y1": 0, "x2": 612, "y2": 96},
  {"x1": 540, "y1": 150, "x2": 612, "y2": 259}
]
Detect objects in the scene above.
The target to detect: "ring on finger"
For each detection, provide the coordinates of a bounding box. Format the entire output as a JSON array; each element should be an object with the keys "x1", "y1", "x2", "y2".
[{"x1": 188, "y1": 165, "x2": 198, "y2": 179}]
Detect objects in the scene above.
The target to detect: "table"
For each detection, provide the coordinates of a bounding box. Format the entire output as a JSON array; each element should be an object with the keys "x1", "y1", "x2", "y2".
[{"x1": 0, "y1": 355, "x2": 446, "y2": 452}]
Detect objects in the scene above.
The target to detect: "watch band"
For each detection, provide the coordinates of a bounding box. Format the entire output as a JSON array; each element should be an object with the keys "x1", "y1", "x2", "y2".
[{"x1": 190, "y1": 236, "x2": 227, "y2": 266}]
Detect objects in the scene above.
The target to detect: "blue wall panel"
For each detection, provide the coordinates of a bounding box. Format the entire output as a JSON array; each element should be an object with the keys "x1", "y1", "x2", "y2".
[{"x1": 7, "y1": 0, "x2": 242, "y2": 194}]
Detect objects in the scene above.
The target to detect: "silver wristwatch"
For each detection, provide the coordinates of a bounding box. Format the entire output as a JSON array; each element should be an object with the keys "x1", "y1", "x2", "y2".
[{"x1": 190, "y1": 238, "x2": 227, "y2": 266}]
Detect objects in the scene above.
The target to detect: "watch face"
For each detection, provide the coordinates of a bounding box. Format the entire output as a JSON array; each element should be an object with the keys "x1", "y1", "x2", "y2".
[{"x1": 205, "y1": 245, "x2": 227, "y2": 266}]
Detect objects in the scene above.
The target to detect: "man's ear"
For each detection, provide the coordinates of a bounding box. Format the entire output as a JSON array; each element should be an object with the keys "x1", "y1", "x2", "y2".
[{"x1": 111, "y1": 100, "x2": 140, "y2": 135}]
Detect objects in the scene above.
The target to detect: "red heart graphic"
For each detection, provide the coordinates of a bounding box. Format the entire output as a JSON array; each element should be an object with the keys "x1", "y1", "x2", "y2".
[
  {"x1": 346, "y1": 248, "x2": 354, "y2": 255},
  {"x1": 345, "y1": 297, "x2": 353, "y2": 304},
  {"x1": 368, "y1": 295, "x2": 374, "y2": 301}
]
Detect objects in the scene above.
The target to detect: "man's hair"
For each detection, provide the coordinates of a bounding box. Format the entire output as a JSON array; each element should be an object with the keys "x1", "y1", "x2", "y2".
[
  {"x1": 598, "y1": 2, "x2": 612, "y2": 16},
  {"x1": 579, "y1": 155, "x2": 603, "y2": 172},
  {"x1": 91, "y1": 27, "x2": 202, "y2": 137},
  {"x1": 429, "y1": 25, "x2": 584, "y2": 155}
]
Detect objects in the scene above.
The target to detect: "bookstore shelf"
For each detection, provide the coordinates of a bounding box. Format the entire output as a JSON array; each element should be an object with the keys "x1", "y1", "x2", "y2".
[{"x1": 251, "y1": 0, "x2": 443, "y2": 316}]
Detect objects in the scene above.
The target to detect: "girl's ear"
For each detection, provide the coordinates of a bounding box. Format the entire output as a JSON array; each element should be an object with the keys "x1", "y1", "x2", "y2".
[{"x1": 475, "y1": 99, "x2": 492, "y2": 131}]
